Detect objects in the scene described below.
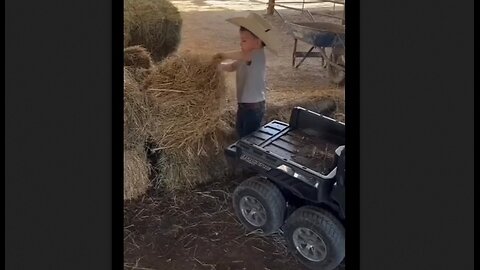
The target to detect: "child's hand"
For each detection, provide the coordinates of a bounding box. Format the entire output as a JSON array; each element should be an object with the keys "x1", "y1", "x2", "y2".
[
  {"x1": 218, "y1": 62, "x2": 238, "y2": 72},
  {"x1": 216, "y1": 63, "x2": 225, "y2": 72}
]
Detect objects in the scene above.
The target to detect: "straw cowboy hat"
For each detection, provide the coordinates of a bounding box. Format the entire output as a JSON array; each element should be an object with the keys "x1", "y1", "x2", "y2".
[{"x1": 226, "y1": 13, "x2": 279, "y2": 55}]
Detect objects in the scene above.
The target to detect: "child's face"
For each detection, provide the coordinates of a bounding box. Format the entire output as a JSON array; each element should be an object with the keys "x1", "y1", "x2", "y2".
[{"x1": 240, "y1": 30, "x2": 262, "y2": 53}]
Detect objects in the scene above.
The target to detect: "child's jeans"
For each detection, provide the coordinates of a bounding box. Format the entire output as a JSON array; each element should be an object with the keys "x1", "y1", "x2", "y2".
[{"x1": 236, "y1": 101, "x2": 266, "y2": 138}]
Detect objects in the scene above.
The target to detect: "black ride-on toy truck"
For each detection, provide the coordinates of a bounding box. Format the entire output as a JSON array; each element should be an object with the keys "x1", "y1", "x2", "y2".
[{"x1": 225, "y1": 107, "x2": 345, "y2": 270}]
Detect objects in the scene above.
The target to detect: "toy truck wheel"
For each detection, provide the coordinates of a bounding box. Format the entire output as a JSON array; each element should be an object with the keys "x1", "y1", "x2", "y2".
[
  {"x1": 232, "y1": 176, "x2": 286, "y2": 235},
  {"x1": 284, "y1": 206, "x2": 345, "y2": 270}
]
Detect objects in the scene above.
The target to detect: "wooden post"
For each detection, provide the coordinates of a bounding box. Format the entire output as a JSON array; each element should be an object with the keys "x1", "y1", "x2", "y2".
[{"x1": 267, "y1": 0, "x2": 275, "y2": 15}]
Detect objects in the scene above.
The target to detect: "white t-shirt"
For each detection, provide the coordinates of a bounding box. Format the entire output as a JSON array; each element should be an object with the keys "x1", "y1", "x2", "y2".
[{"x1": 234, "y1": 48, "x2": 266, "y2": 103}]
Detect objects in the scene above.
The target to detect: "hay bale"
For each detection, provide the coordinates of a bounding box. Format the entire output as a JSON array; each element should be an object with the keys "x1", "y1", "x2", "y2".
[
  {"x1": 124, "y1": 45, "x2": 153, "y2": 70},
  {"x1": 124, "y1": 147, "x2": 151, "y2": 200},
  {"x1": 125, "y1": 66, "x2": 153, "y2": 87},
  {"x1": 124, "y1": 67, "x2": 139, "y2": 92},
  {"x1": 124, "y1": 0, "x2": 182, "y2": 62},
  {"x1": 124, "y1": 68, "x2": 152, "y2": 149},
  {"x1": 145, "y1": 53, "x2": 227, "y2": 152},
  {"x1": 221, "y1": 108, "x2": 237, "y2": 130},
  {"x1": 124, "y1": 23, "x2": 131, "y2": 47},
  {"x1": 143, "y1": 53, "x2": 236, "y2": 189},
  {"x1": 154, "y1": 126, "x2": 236, "y2": 190}
]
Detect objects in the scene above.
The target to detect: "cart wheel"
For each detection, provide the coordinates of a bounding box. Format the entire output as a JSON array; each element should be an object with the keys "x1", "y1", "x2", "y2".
[
  {"x1": 232, "y1": 176, "x2": 286, "y2": 235},
  {"x1": 284, "y1": 206, "x2": 345, "y2": 270},
  {"x1": 327, "y1": 53, "x2": 345, "y2": 85}
]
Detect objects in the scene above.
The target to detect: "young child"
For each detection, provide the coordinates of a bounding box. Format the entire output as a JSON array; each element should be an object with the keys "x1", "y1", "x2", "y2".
[{"x1": 214, "y1": 13, "x2": 278, "y2": 138}]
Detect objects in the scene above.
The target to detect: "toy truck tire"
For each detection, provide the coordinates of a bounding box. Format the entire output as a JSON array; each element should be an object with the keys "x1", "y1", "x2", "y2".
[
  {"x1": 232, "y1": 176, "x2": 286, "y2": 235},
  {"x1": 284, "y1": 206, "x2": 345, "y2": 270}
]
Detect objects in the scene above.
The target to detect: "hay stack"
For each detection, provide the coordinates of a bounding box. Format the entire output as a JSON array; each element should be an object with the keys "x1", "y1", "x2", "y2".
[
  {"x1": 125, "y1": 66, "x2": 153, "y2": 87},
  {"x1": 124, "y1": 45, "x2": 154, "y2": 85},
  {"x1": 124, "y1": 45, "x2": 153, "y2": 70},
  {"x1": 124, "y1": 67, "x2": 139, "y2": 92},
  {"x1": 124, "y1": 147, "x2": 151, "y2": 200},
  {"x1": 145, "y1": 54, "x2": 228, "y2": 151},
  {"x1": 124, "y1": 23, "x2": 131, "y2": 48},
  {"x1": 124, "y1": 0, "x2": 182, "y2": 62},
  {"x1": 221, "y1": 108, "x2": 237, "y2": 129},
  {"x1": 144, "y1": 53, "x2": 235, "y2": 189},
  {"x1": 124, "y1": 68, "x2": 152, "y2": 149},
  {"x1": 153, "y1": 126, "x2": 235, "y2": 190}
]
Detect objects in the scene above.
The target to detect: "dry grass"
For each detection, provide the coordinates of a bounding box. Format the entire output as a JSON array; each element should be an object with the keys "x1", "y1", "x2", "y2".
[
  {"x1": 124, "y1": 67, "x2": 140, "y2": 92},
  {"x1": 153, "y1": 127, "x2": 236, "y2": 190},
  {"x1": 125, "y1": 66, "x2": 153, "y2": 87},
  {"x1": 145, "y1": 53, "x2": 228, "y2": 152},
  {"x1": 218, "y1": 89, "x2": 345, "y2": 127},
  {"x1": 124, "y1": 0, "x2": 182, "y2": 62},
  {"x1": 123, "y1": 53, "x2": 236, "y2": 190},
  {"x1": 124, "y1": 45, "x2": 154, "y2": 70},
  {"x1": 124, "y1": 147, "x2": 151, "y2": 200},
  {"x1": 142, "y1": 53, "x2": 235, "y2": 189},
  {"x1": 266, "y1": 89, "x2": 345, "y2": 123},
  {"x1": 124, "y1": 68, "x2": 152, "y2": 149}
]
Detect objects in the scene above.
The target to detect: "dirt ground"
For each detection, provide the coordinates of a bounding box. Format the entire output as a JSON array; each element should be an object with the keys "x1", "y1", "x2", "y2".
[
  {"x1": 124, "y1": 178, "x2": 346, "y2": 270},
  {"x1": 125, "y1": 179, "x2": 301, "y2": 270},
  {"x1": 124, "y1": 1, "x2": 345, "y2": 269}
]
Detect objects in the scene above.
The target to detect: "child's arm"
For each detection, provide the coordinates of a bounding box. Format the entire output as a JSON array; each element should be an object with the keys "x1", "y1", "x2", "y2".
[
  {"x1": 218, "y1": 60, "x2": 240, "y2": 72},
  {"x1": 214, "y1": 51, "x2": 251, "y2": 62}
]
